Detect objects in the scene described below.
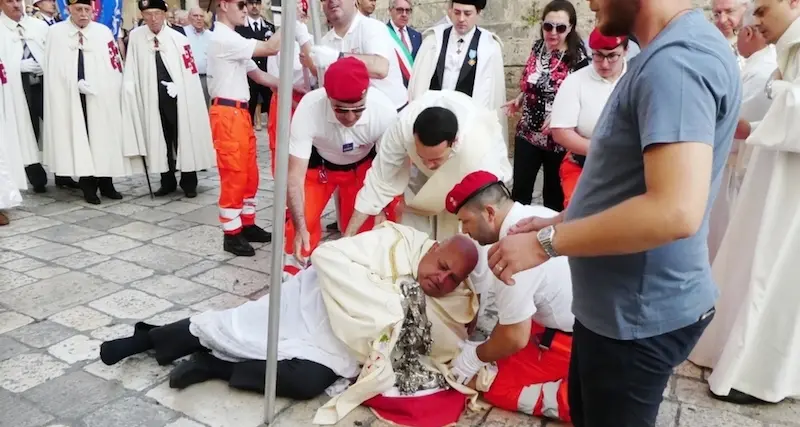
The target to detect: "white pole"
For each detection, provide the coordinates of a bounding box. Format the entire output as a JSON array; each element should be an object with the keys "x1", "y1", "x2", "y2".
[{"x1": 262, "y1": 0, "x2": 296, "y2": 423}]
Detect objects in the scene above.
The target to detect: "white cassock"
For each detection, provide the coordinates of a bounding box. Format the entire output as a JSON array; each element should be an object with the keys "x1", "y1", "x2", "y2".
[
  {"x1": 0, "y1": 57, "x2": 25, "y2": 207},
  {"x1": 707, "y1": 45, "x2": 777, "y2": 261},
  {"x1": 355, "y1": 90, "x2": 512, "y2": 240},
  {"x1": 0, "y1": 14, "x2": 47, "y2": 170},
  {"x1": 120, "y1": 25, "x2": 216, "y2": 174},
  {"x1": 689, "y1": 18, "x2": 800, "y2": 403},
  {"x1": 408, "y1": 25, "x2": 508, "y2": 145},
  {"x1": 42, "y1": 20, "x2": 139, "y2": 177}
]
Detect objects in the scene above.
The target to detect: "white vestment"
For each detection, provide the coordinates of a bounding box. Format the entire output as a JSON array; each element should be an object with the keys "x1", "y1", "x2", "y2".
[
  {"x1": 707, "y1": 45, "x2": 777, "y2": 261},
  {"x1": 688, "y1": 18, "x2": 800, "y2": 403},
  {"x1": 0, "y1": 14, "x2": 48, "y2": 167},
  {"x1": 0, "y1": 57, "x2": 25, "y2": 206},
  {"x1": 121, "y1": 26, "x2": 216, "y2": 173},
  {"x1": 354, "y1": 90, "x2": 512, "y2": 240},
  {"x1": 42, "y1": 20, "x2": 139, "y2": 177},
  {"x1": 408, "y1": 25, "x2": 508, "y2": 146}
]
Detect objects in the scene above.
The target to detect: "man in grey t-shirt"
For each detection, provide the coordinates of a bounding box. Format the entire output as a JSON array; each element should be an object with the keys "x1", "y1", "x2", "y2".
[{"x1": 485, "y1": 1, "x2": 741, "y2": 426}]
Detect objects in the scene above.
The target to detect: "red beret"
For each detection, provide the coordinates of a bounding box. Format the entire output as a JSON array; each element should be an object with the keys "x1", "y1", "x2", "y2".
[
  {"x1": 445, "y1": 171, "x2": 500, "y2": 214},
  {"x1": 324, "y1": 57, "x2": 370, "y2": 103},
  {"x1": 588, "y1": 28, "x2": 627, "y2": 51}
]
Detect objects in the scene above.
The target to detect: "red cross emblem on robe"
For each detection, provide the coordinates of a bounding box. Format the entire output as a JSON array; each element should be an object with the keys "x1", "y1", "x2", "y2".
[
  {"x1": 0, "y1": 62, "x2": 7, "y2": 84},
  {"x1": 107, "y1": 41, "x2": 122, "y2": 73},
  {"x1": 182, "y1": 45, "x2": 198, "y2": 74}
]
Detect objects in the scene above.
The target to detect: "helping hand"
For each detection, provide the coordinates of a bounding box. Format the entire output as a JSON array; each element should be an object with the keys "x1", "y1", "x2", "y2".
[
  {"x1": 487, "y1": 232, "x2": 548, "y2": 285},
  {"x1": 20, "y1": 58, "x2": 43, "y2": 75},
  {"x1": 161, "y1": 81, "x2": 178, "y2": 98},
  {"x1": 77, "y1": 80, "x2": 96, "y2": 96},
  {"x1": 501, "y1": 95, "x2": 522, "y2": 117},
  {"x1": 449, "y1": 341, "x2": 486, "y2": 385},
  {"x1": 310, "y1": 45, "x2": 340, "y2": 69},
  {"x1": 293, "y1": 227, "x2": 311, "y2": 265},
  {"x1": 508, "y1": 216, "x2": 551, "y2": 235}
]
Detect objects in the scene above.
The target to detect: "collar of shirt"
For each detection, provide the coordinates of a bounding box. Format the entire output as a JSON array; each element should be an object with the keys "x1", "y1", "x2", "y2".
[
  {"x1": 186, "y1": 25, "x2": 206, "y2": 36},
  {"x1": 328, "y1": 12, "x2": 363, "y2": 41},
  {"x1": 247, "y1": 16, "x2": 263, "y2": 27},
  {"x1": 67, "y1": 19, "x2": 89, "y2": 38},
  {"x1": 449, "y1": 24, "x2": 476, "y2": 46},
  {"x1": 0, "y1": 13, "x2": 21, "y2": 32},
  {"x1": 588, "y1": 60, "x2": 627, "y2": 84},
  {"x1": 390, "y1": 20, "x2": 405, "y2": 35},
  {"x1": 498, "y1": 202, "x2": 527, "y2": 237}
]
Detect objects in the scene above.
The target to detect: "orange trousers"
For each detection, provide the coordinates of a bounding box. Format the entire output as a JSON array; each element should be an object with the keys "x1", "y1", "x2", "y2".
[
  {"x1": 209, "y1": 103, "x2": 259, "y2": 235},
  {"x1": 484, "y1": 321, "x2": 572, "y2": 422},
  {"x1": 268, "y1": 92, "x2": 303, "y2": 176},
  {"x1": 560, "y1": 153, "x2": 583, "y2": 209}
]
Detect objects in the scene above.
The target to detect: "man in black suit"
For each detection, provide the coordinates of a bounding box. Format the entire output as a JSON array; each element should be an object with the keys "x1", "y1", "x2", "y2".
[
  {"x1": 387, "y1": 0, "x2": 422, "y2": 87},
  {"x1": 235, "y1": 0, "x2": 275, "y2": 127},
  {"x1": 32, "y1": 0, "x2": 60, "y2": 25}
]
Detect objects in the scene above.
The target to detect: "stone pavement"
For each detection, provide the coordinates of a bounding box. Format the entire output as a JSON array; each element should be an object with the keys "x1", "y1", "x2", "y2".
[{"x1": 1, "y1": 138, "x2": 799, "y2": 427}]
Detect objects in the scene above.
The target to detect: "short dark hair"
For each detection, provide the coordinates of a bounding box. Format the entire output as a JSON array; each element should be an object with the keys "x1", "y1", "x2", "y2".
[
  {"x1": 413, "y1": 107, "x2": 458, "y2": 147},
  {"x1": 463, "y1": 183, "x2": 511, "y2": 212}
]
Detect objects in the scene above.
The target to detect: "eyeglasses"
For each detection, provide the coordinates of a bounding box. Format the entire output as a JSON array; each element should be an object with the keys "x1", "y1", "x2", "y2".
[
  {"x1": 333, "y1": 106, "x2": 366, "y2": 114},
  {"x1": 592, "y1": 52, "x2": 622, "y2": 63},
  {"x1": 542, "y1": 21, "x2": 569, "y2": 34},
  {"x1": 226, "y1": 0, "x2": 246, "y2": 10},
  {"x1": 393, "y1": 7, "x2": 412, "y2": 14}
]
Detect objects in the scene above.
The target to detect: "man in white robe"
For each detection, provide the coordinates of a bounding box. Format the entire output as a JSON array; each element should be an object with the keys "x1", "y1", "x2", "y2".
[
  {"x1": 0, "y1": 55, "x2": 24, "y2": 225},
  {"x1": 712, "y1": 0, "x2": 749, "y2": 68},
  {"x1": 407, "y1": 0, "x2": 507, "y2": 143},
  {"x1": 98, "y1": 223, "x2": 480, "y2": 407},
  {"x1": 706, "y1": 4, "x2": 776, "y2": 261},
  {"x1": 43, "y1": 0, "x2": 137, "y2": 204},
  {"x1": 690, "y1": 0, "x2": 800, "y2": 405},
  {"x1": 121, "y1": 0, "x2": 216, "y2": 199},
  {"x1": 345, "y1": 90, "x2": 512, "y2": 240}
]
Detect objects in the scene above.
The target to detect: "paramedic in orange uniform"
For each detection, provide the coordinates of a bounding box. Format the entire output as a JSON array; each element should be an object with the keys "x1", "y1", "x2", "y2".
[
  {"x1": 207, "y1": 0, "x2": 288, "y2": 256},
  {"x1": 446, "y1": 171, "x2": 574, "y2": 422},
  {"x1": 283, "y1": 57, "x2": 398, "y2": 275}
]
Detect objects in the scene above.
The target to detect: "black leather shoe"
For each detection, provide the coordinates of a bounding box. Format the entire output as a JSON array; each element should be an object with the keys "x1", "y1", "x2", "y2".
[
  {"x1": 241, "y1": 225, "x2": 272, "y2": 243},
  {"x1": 84, "y1": 193, "x2": 101, "y2": 204},
  {"x1": 100, "y1": 189, "x2": 123, "y2": 200},
  {"x1": 183, "y1": 189, "x2": 197, "y2": 198},
  {"x1": 55, "y1": 177, "x2": 80, "y2": 189},
  {"x1": 709, "y1": 388, "x2": 767, "y2": 405},
  {"x1": 154, "y1": 187, "x2": 175, "y2": 197},
  {"x1": 223, "y1": 233, "x2": 255, "y2": 256},
  {"x1": 33, "y1": 186, "x2": 47, "y2": 193}
]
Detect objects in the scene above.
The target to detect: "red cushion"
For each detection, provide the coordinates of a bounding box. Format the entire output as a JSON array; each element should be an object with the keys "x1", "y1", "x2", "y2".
[{"x1": 363, "y1": 389, "x2": 466, "y2": 427}]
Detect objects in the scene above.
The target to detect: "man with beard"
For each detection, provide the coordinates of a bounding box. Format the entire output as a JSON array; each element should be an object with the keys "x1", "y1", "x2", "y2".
[
  {"x1": 694, "y1": 0, "x2": 800, "y2": 406},
  {"x1": 486, "y1": 0, "x2": 742, "y2": 425}
]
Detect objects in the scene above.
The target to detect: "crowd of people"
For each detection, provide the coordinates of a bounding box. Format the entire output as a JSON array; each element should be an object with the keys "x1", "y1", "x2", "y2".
[{"x1": 1, "y1": 0, "x2": 800, "y2": 425}]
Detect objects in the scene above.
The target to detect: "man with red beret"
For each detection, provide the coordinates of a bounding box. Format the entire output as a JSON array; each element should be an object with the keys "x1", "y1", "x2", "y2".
[
  {"x1": 283, "y1": 57, "x2": 398, "y2": 276},
  {"x1": 444, "y1": 170, "x2": 574, "y2": 422}
]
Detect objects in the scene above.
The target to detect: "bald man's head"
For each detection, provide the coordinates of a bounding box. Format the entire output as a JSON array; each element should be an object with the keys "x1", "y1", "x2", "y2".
[{"x1": 416, "y1": 234, "x2": 479, "y2": 298}]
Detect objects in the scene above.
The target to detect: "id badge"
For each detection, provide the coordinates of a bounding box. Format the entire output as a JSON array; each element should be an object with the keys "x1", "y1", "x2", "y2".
[
  {"x1": 342, "y1": 142, "x2": 354, "y2": 153},
  {"x1": 318, "y1": 168, "x2": 328, "y2": 184}
]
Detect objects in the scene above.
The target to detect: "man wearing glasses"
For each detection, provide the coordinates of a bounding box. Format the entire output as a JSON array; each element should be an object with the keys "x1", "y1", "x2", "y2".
[
  {"x1": 386, "y1": 0, "x2": 421, "y2": 87},
  {"x1": 207, "y1": 0, "x2": 295, "y2": 256},
  {"x1": 282, "y1": 57, "x2": 397, "y2": 276}
]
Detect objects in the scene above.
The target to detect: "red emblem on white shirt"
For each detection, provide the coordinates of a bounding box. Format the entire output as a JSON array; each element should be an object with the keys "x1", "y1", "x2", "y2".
[
  {"x1": 182, "y1": 45, "x2": 198, "y2": 74},
  {"x1": 0, "y1": 62, "x2": 7, "y2": 84}
]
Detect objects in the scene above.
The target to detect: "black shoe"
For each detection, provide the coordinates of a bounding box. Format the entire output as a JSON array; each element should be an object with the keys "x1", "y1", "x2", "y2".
[
  {"x1": 223, "y1": 233, "x2": 255, "y2": 256},
  {"x1": 33, "y1": 186, "x2": 47, "y2": 194},
  {"x1": 84, "y1": 193, "x2": 101, "y2": 204},
  {"x1": 710, "y1": 388, "x2": 768, "y2": 405},
  {"x1": 326, "y1": 222, "x2": 338, "y2": 231},
  {"x1": 183, "y1": 189, "x2": 197, "y2": 198},
  {"x1": 55, "y1": 177, "x2": 80, "y2": 189},
  {"x1": 100, "y1": 189, "x2": 123, "y2": 200},
  {"x1": 154, "y1": 187, "x2": 175, "y2": 197},
  {"x1": 169, "y1": 354, "x2": 213, "y2": 390},
  {"x1": 241, "y1": 224, "x2": 272, "y2": 243}
]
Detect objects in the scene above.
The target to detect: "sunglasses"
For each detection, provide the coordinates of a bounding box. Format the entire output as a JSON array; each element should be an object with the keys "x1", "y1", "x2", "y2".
[
  {"x1": 226, "y1": 0, "x2": 246, "y2": 10},
  {"x1": 542, "y1": 21, "x2": 569, "y2": 34},
  {"x1": 333, "y1": 106, "x2": 366, "y2": 114}
]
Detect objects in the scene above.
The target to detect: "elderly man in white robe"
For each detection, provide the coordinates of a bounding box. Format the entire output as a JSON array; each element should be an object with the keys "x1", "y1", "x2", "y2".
[
  {"x1": 690, "y1": 0, "x2": 800, "y2": 406},
  {"x1": 98, "y1": 223, "x2": 480, "y2": 407},
  {"x1": 407, "y1": 0, "x2": 507, "y2": 142},
  {"x1": 706, "y1": 3, "x2": 776, "y2": 261},
  {"x1": 121, "y1": 0, "x2": 216, "y2": 199},
  {"x1": 0, "y1": 55, "x2": 24, "y2": 225},
  {"x1": 712, "y1": 0, "x2": 749, "y2": 67},
  {"x1": 345, "y1": 90, "x2": 512, "y2": 240},
  {"x1": 43, "y1": 0, "x2": 136, "y2": 204}
]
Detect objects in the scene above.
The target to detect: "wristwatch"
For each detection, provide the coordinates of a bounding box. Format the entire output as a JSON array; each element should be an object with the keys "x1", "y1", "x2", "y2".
[{"x1": 537, "y1": 225, "x2": 559, "y2": 258}]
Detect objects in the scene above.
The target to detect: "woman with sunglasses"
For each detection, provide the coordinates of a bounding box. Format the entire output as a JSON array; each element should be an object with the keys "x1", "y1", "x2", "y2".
[{"x1": 503, "y1": 0, "x2": 588, "y2": 212}]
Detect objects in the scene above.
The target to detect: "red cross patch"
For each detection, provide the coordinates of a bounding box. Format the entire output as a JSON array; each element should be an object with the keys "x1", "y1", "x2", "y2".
[
  {"x1": 0, "y1": 62, "x2": 7, "y2": 85},
  {"x1": 182, "y1": 45, "x2": 198, "y2": 74},
  {"x1": 107, "y1": 40, "x2": 122, "y2": 73}
]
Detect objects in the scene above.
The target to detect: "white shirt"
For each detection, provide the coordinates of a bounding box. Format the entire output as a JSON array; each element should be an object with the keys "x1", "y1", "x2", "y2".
[
  {"x1": 207, "y1": 24, "x2": 258, "y2": 102},
  {"x1": 289, "y1": 87, "x2": 398, "y2": 165},
  {"x1": 390, "y1": 21, "x2": 411, "y2": 51},
  {"x1": 267, "y1": 40, "x2": 314, "y2": 88},
  {"x1": 184, "y1": 25, "x2": 212, "y2": 75},
  {"x1": 488, "y1": 203, "x2": 574, "y2": 331},
  {"x1": 550, "y1": 64, "x2": 626, "y2": 139},
  {"x1": 442, "y1": 26, "x2": 476, "y2": 91},
  {"x1": 246, "y1": 15, "x2": 270, "y2": 35},
  {"x1": 321, "y1": 13, "x2": 408, "y2": 109}
]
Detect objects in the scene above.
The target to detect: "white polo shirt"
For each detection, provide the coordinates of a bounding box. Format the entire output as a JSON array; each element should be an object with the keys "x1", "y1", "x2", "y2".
[
  {"x1": 321, "y1": 13, "x2": 408, "y2": 110},
  {"x1": 550, "y1": 63, "x2": 626, "y2": 138},
  {"x1": 289, "y1": 87, "x2": 398, "y2": 166},
  {"x1": 485, "y1": 202, "x2": 574, "y2": 331},
  {"x1": 207, "y1": 23, "x2": 259, "y2": 102}
]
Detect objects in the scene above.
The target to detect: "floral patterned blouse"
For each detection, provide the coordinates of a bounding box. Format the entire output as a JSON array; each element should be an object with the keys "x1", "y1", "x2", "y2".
[{"x1": 516, "y1": 39, "x2": 589, "y2": 152}]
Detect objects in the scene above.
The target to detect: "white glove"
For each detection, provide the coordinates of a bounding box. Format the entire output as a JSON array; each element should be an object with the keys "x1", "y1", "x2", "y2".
[
  {"x1": 161, "y1": 81, "x2": 178, "y2": 98},
  {"x1": 449, "y1": 341, "x2": 487, "y2": 385},
  {"x1": 295, "y1": 20, "x2": 312, "y2": 46},
  {"x1": 310, "y1": 45, "x2": 340, "y2": 69},
  {"x1": 77, "y1": 79, "x2": 96, "y2": 95},
  {"x1": 20, "y1": 58, "x2": 43, "y2": 75}
]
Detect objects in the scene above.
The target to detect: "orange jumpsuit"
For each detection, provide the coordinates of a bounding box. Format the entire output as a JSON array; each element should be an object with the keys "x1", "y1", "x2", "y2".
[
  {"x1": 560, "y1": 152, "x2": 583, "y2": 209},
  {"x1": 483, "y1": 321, "x2": 572, "y2": 422},
  {"x1": 209, "y1": 99, "x2": 259, "y2": 234}
]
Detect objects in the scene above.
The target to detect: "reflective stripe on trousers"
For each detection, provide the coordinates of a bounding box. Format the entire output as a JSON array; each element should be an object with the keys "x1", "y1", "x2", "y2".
[{"x1": 517, "y1": 379, "x2": 566, "y2": 420}]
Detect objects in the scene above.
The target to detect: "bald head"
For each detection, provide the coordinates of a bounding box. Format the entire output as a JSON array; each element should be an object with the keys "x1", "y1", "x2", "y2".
[{"x1": 416, "y1": 234, "x2": 479, "y2": 298}]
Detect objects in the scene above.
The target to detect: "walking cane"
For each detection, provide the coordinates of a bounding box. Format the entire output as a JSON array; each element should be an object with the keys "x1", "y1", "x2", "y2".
[{"x1": 141, "y1": 156, "x2": 154, "y2": 199}]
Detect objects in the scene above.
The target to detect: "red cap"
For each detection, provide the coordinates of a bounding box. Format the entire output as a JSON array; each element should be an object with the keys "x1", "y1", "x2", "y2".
[
  {"x1": 445, "y1": 171, "x2": 500, "y2": 214},
  {"x1": 588, "y1": 28, "x2": 626, "y2": 51},
  {"x1": 324, "y1": 57, "x2": 370, "y2": 103}
]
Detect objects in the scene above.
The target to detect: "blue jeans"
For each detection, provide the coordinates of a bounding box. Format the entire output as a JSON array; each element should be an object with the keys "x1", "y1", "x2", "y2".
[{"x1": 568, "y1": 309, "x2": 714, "y2": 426}]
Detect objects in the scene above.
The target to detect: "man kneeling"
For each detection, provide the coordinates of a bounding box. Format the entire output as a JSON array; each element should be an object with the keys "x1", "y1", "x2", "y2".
[
  {"x1": 446, "y1": 171, "x2": 574, "y2": 422},
  {"x1": 98, "y1": 224, "x2": 479, "y2": 400}
]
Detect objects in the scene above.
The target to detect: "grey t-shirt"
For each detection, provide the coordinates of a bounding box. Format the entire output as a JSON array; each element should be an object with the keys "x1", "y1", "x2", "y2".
[{"x1": 565, "y1": 10, "x2": 742, "y2": 340}]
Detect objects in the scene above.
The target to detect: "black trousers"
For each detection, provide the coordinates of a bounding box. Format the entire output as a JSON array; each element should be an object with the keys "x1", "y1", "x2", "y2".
[
  {"x1": 511, "y1": 136, "x2": 565, "y2": 211},
  {"x1": 149, "y1": 319, "x2": 339, "y2": 400},
  {"x1": 158, "y1": 97, "x2": 197, "y2": 191},
  {"x1": 21, "y1": 80, "x2": 47, "y2": 189},
  {"x1": 247, "y1": 78, "x2": 273, "y2": 125},
  {"x1": 568, "y1": 310, "x2": 714, "y2": 427},
  {"x1": 75, "y1": 92, "x2": 115, "y2": 195}
]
